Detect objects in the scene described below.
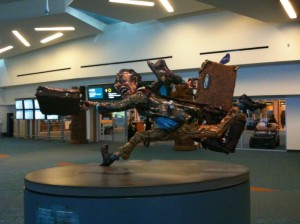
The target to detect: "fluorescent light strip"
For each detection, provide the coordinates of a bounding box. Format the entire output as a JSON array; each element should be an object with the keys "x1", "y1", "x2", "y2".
[
  {"x1": 0, "y1": 46, "x2": 13, "y2": 54},
  {"x1": 280, "y1": 0, "x2": 297, "y2": 19},
  {"x1": 12, "y1": 30, "x2": 30, "y2": 47},
  {"x1": 40, "y1": 32, "x2": 63, "y2": 44},
  {"x1": 35, "y1": 27, "x2": 75, "y2": 31},
  {"x1": 109, "y1": 0, "x2": 155, "y2": 7},
  {"x1": 159, "y1": 0, "x2": 174, "y2": 12}
]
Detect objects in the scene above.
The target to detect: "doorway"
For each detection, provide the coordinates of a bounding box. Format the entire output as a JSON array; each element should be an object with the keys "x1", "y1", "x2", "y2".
[{"x1": 98, "y1": 111, "x2": 127, "y2": 142}]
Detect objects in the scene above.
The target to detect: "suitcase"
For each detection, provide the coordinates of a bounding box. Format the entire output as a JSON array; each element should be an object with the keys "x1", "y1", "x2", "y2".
[
  {"x1": 195, "y1": 60, "x2": 238, "y2": 112},
  {"x1": 35, "y1": 86, "x2": 82, "y2": 116}
]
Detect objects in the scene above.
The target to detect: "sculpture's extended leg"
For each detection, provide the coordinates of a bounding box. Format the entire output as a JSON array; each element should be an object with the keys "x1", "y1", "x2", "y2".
[
  {"x1": 118, "y1": 128, "x2": 172, "y2": 160},
  {"x1": 100, "y1": 129, "x2": 172, "y2": 166},
  {"x1": 180, "y1": 106, "x2": 246, "y2": 154}
]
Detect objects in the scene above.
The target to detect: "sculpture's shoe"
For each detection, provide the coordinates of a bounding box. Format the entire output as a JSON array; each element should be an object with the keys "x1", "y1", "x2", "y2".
[
  {"x1": 147, "y1": 59, "x2": 183, "y2": 86},
  {"x1": 100, "y1": 144, "x2": 119, "y2": 167},
  {"x1": 238, "y1": 94, "x2": 266, "y2": 111},
  {"x1": 201, "y1": 138, "x2": 232, "y2": 154}
]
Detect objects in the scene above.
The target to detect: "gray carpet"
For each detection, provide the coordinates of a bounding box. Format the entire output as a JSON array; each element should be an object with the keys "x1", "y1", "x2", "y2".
[{"x1": 1, "y1": 137, "x2": 300, "y2": 224}]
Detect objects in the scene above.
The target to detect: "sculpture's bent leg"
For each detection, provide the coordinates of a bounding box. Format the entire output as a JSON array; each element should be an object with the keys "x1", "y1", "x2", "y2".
[
  {"x1": 181, "y1": 106, "x2": 246, "y2": 154},
  {"x1": 183, "y1": 106, "x2": 244, "y2": 139},
  {"x1": 201, "y1": 118, "x2": 246, "y2": 154},
  {"x1": 200, "y1": 107, "x2": 246, "y2": 139}
]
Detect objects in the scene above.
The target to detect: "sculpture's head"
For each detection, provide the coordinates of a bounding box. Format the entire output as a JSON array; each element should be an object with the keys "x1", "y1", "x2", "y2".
[{"x1": 114, "y1": 69, "x2": 142, "y2": 99}]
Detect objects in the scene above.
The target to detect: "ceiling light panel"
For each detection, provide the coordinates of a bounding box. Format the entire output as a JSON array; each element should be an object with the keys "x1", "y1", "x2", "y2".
[
  {"x1": 12, "y1": 30, "x2": 30, "y2": 47},
  {"x1": 109, "y1": 0, "x2": 155, "y2": 7},
  {"x1": 280, "y1": 0, "x2": 297, "y2": 19},
  {"x1": 40, "y1": 32, "x2": 64, "y2": 44},
  {"x1": 0, "y1": 46, "x2": 14, "y2": 54},
  {"x1": 159, "y1": 0, "x2": 174, "y2": 12},
  {"x1": 35, "y1": 27, "x2": 75, "y2": 31}
]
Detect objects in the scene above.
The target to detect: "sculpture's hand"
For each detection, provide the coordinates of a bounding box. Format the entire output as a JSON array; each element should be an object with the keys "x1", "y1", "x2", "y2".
[{"x1": 80, "y1": 101, "x2": 96, "y2": 111}]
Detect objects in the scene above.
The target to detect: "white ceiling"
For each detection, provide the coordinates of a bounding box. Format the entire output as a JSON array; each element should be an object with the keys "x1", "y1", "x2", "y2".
[{"x1": 0, "y1": 0, "x2": 299, "y2": 60}]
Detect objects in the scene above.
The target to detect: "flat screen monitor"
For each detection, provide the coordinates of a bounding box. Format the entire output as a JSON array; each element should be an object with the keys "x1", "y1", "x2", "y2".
[
  {"x1": 15, "y1": 100, "x2": 23, "y2": 109},
  {"x1": 87, "y1": 84, "x2": 122, "y2": 101},
  {"x1": 24, "y1": 110, "x2": 34, "y2": 120},
  {"x1": 24, "y1": 99, "x2": 34, "y2": 109},
  {"x1": 16, "y1": 110, "x2": 23, "y2": 119},
  {"x1": 46, "y1": 114, "x2": 59, "y2": 120},
  {"x1": 35, "y1": 110, "x2": 46, "y2": 120},
  {"x1": 34, "y1": 99, "x2": 40, "y2": 109},
  {"x1": 103, "y1": 84, "x2": 122, "y2": 100},
  {"x1": 87, "y1": 87, "x2": 104, "y2": 100}
]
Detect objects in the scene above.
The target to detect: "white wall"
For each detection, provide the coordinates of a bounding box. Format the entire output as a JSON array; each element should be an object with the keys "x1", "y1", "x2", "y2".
[
  {"x1": 286, "y1": 96, "x2": 300, "y2": 150},
  {"x1": 235, "y1": 63, "x2": 300, "y2": 96}
]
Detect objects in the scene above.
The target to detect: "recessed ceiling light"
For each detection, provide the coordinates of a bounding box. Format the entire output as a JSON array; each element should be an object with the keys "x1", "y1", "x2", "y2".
[
  {"x1": 280, "y1": 0, "x2": 297, "y2": 19},
  {"x1": 35, "y1": 27, "x2": 75, "y2": 31},
  {"x1": 0, "y1": 46, "x2": 13, "y2": 54},
  {"x1": 109, "y1": 0, "x2": 155, "y2": 7},
  {"x1": 159, "y1": 0, "x2": 174, "y2": 12},
  {"x1": 12, "y1": 30, "x2": 30, "y2": 47},
  {"x1": 40, "y1": 32, "x2": 64, "y2": 44}
]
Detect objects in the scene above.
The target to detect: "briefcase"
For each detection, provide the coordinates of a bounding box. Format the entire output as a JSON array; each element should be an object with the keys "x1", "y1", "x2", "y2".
[{"x1": 35, "y1": 86, "x2": 82, "y2": 116}]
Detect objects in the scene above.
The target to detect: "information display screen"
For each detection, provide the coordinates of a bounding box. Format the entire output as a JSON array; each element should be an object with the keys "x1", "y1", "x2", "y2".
[
  {"x1": 87, "y1": 87, "x2": 104, "y2": 100},
  {"x1": 87, "y1": 84, "x2": 122, "y2": 101},
  {"x1": 104, "y1": 85, "x2": 122, "y2": 100},
  {"x1": 87, "y1": 81, "x2": 169, "y2": 102}
]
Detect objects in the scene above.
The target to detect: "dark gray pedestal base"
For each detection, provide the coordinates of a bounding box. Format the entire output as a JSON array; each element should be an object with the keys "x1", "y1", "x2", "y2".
[{"x1": 24, "y1": 160, "x2": 250, "y2": 224}]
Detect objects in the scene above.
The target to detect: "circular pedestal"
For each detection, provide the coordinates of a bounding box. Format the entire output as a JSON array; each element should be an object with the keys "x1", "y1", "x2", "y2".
[{"x1": 24, "y1": 160, "x2": 250, "y2": 224}]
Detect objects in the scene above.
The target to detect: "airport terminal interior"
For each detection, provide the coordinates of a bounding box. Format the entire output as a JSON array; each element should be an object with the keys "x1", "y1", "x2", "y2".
[
  {"x1": 0, "y1": 0, "x2": 300, "y2": 224},
  {"x1": 12, "y1": 97, "x2": 287, "y2": 150}
]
